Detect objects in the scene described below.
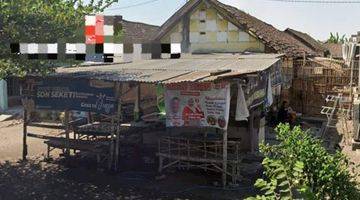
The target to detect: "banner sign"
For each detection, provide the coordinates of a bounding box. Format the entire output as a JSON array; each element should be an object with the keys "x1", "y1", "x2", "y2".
[
  {"x1": 245, "y1": 75, "x2": 267, "y2": 108},
  {"x1": 245, "y1": 64, "x2": 281, "y2": 108},
  {"x1": 165, "y1": 82, "x2": 230, "y2": 130},
  {"x1": 24, "y1": 78, "x2": 117, "y2": 114}
]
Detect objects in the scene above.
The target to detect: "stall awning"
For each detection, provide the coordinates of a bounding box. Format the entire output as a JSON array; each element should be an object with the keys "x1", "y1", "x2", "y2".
[{"x1": 54, "y1": 53, "x2": 283, "y2": 83}]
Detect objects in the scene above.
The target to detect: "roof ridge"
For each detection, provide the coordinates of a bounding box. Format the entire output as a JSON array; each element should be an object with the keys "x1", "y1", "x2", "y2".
[
  {"x1": 284, "y1": 27, "x2": 327, "y2": 53},
  {"x1": 122, "y1": 19, "x2": 159, "y2": 28},
  {"x1": 207, "y1": 0, "x2": 317, "y2": 57},
  {"x1": 153, "y1": 0, "x2": 202, "y2": 41}
]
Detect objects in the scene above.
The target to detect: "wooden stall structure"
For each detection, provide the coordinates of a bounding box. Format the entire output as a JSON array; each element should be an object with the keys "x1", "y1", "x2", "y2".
[
  {"x1": 290, "y1": 58, "x2": 356, "y2": 117},
  {"x1": 22, "y1": 78, "x2": 123, "y2": 170},
  {"x1": 158, "y1": 135, "x2": 243, "y2": 184},
  {"x1": 21, "y1": 53, "x2": 283, "y2": 187}
]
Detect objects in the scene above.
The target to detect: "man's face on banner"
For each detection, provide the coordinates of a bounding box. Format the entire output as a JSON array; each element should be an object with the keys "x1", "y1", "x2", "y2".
[
  {"x1": 187, "y1": 98, "x2": 194, "y2": 107},
  {"x1": 171, "y1": 97, "x2": 180, "y2": 113}
]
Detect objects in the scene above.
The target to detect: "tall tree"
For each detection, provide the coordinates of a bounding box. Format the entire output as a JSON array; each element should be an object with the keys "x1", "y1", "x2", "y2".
[
  {"x1": 327, "y1": 32, "x2": 347, "y2": 44},
  {"x1": 0, "y1": 0, "x2": 118, "y2": 78}
]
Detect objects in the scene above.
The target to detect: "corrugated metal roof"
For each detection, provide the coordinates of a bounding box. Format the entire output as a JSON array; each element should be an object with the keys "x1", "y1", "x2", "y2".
[
  {"x1": 163, "y1": 71, "x2": 212, "y2": 83},
  {"x1": 55, "y1": 53, "x2": 282, "y2": 83}
]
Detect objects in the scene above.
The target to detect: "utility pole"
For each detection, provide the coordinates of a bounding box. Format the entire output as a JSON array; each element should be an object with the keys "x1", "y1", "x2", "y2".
[{"x1": 358, "y1": 44, "x2": 360, "y2": 88}]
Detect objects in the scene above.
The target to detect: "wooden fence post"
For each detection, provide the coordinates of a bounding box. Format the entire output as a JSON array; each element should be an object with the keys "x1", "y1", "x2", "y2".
[
  {"x1": 64, "y1": 110, "x2": 70, "y2": 157},
  {"x1": 22, "y1": 109, "x2": 28, "y2": 160},
  {"x1": 114, "y1": 83, "x2": 122, "y2": 171},
  {"x1": 222, "y1": 129, "x2": 228, "y2": 188},
  {"x1": 108, "y1": 116, "x2": 115, "y2": 170}
]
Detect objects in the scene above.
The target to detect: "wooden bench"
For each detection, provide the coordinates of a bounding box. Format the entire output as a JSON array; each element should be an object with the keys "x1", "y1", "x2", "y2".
[{"x1": 44, "y1": 137, "x2": 110, "y2": 163}]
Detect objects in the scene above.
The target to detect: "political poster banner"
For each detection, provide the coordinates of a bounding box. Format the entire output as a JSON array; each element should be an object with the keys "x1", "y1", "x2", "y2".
[
  {"x1": 24, "y1": 78, "x2": 117, "y2": 114},
  {"x1": 165, "y1": 82, "x2": 230, "y2": 130}
]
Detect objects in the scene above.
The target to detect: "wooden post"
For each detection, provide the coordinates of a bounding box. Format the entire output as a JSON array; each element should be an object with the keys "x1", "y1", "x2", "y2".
[
  {"x1": 158, "y1": 139, "x2": 163, "y2": 173},
  {"x1": 47, "y1": 145, "x2": 50, "y2": 159},
  {"x1": 235, "y1": 143, "x2": 239, "y2": 183},
  {"x1": 204, "y1": 139, "x2": 207, "y2": 172},
  {"x1": 187, "y1": 139, "x2": 190, "y2": 169},
  {"x1": 73, "y1": 126, "x2": 77, "y2": 154},
  {"x1": 22, "y1": 109, "x2": 28, "y2": 160},
  {"x1": 108, "y1": 116, "x2": 115, "y2": 170},
  {"x1": 177, "y1": 138, "x2": 180, "y2": 169},
  {"x1": 64, "y1": 110, "x2": 70, "y2": 157},
  {"x1": 249, "y1": 112, "x2": 255, "y2": 153},
  {"x1": 114, "y1": 83, "x2": 122, "y2": 171},
  {"x1": 358, "y1": 46, "x2": 360, "y2": 88},
  {"x1": 114, "y1": 113, "x2": 120, "y2": 171},
  {"x1": 222, "y1": 129, "x2": 228, "y2": 188},
  {"x1": 350, "y1": 58, "x2": 354, "y2": 99},
  {"x1": 134, "y1": 83, "x2": 141, "y2": 121}
]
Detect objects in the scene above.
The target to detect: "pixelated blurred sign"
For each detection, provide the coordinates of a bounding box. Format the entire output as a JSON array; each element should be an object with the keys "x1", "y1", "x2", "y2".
[{"x1": 27, "y1": 78, "x2": 117, "y2": 114}]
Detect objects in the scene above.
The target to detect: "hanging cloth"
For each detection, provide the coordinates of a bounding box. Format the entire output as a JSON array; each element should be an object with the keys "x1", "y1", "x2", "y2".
[
  {"x1": 235, "y1": 83, "x2": 250, "y2": 121},
  {"x1": 266, "y1": 74, "x2": 273, "y2": 107}
]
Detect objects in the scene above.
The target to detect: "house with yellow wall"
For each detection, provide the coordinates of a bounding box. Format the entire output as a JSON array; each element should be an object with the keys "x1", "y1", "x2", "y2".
[{"x1": 153, "y1": 0, "x2": 322, "y2": 99}]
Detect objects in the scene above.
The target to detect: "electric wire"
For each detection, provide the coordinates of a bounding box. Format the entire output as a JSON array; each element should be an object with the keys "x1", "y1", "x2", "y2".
[{"x1": 105, "y1": 0, "x2": 162, "y2": 11}]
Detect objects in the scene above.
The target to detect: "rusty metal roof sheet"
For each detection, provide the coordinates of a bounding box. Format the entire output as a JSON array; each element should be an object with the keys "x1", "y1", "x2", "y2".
[{"x1": 55, "y1": 53, "x2": 282, "y2": 83}]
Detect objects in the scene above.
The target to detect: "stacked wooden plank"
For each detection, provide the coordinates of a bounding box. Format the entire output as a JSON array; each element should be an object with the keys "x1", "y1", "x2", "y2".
[{"x1": 290, "y1": 59, "x2": 353, "y2": 117}]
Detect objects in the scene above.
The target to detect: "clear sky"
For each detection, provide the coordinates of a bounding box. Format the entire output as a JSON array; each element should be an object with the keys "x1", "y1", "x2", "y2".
[{"x1": 103, "y1": 0, "x2": 360, "y2": 41}]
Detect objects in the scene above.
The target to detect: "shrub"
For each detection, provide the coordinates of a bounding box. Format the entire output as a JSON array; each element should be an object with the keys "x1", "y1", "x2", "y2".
[{"x1": 246, "y1": 123, "x2": 359, "y2": 200}]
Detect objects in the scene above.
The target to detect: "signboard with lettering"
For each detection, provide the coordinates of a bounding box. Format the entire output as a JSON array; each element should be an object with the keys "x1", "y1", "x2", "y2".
[
  {"x1": 23, "y1": 78, "x2": 117, "y2": 114},
  {"x1": 165, "y1": 82, "x2": 230, "y2": 130},
  {"x1": 245, "y1": 75, "x2": 267, "y2": 108}
]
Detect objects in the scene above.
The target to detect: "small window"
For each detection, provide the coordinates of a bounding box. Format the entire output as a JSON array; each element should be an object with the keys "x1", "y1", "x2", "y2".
[{"x1": 199, "y1": 10, "x2": 206, "y2": 20}]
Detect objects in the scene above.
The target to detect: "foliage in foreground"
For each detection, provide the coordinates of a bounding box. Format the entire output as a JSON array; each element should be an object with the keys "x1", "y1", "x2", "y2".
[{"x1": 246, "y1": 124, "x2": 359, "y2": 200}]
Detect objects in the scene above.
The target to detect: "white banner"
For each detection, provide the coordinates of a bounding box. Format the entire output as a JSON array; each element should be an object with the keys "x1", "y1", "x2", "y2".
[{"x1": 165, "y1": 82, "x2": 230, "y2": 130}]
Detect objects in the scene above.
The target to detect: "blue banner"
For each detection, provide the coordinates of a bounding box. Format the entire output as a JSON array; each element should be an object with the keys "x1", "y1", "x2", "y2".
[{"x1": 29, "y1": 78, "x2": 117, "y2": 114}]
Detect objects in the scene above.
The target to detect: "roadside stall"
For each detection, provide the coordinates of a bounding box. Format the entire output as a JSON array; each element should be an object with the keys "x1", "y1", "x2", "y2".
[
  {"x1": 21, "y1": 77, "x2": 123, "y2": 169},
  {"x1": 21, "y1": 53, "x2": 282, "y2": 186}
]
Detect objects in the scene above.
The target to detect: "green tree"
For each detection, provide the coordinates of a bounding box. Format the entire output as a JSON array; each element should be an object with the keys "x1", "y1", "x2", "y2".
[
  {"x1": 0, "y1": 0, "x2": 118, "y2": 78},
  {"x1": 246, "y1": 124, "x2": 360, "y2": 200},
  {"x1": 327, "y1": 32, "x2": 347, "y2": 44}
]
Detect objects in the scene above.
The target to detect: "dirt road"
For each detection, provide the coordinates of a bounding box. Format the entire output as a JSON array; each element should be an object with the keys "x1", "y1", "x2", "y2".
[
  {"x1": 0, "y1": 120, "x2": 60, "y2": 162},
  {"x1": 0, "y1": 119, "x2": 252, "y2": 199}
]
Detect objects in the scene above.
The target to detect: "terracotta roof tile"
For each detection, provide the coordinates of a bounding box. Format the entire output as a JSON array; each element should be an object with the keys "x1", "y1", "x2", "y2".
[
  {"x1": 118, "y1": 19, "x2": 159, "y2": 43},
  {"x1": 208, "y1": 0, "x2": 318, "y2": 57},
  {"x1": 323, "y1": 43, "x2": 343, "y2": 59},
  {"x1": 285, "y1": 28, "x2": 327, "y2": 55}
]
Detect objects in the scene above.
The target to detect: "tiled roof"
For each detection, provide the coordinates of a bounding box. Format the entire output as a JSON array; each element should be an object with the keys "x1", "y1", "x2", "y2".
[
  {"x1": 117, "y1": 18, "x2": 159, "y2": 43},
  {"x1": 322, "y1": 43, "x2": 343, "y2": 59},
  {"x1": 208, "y1": 0, "x2": 318, "y2": 57},
  {"x1": 285, "y1": 28, "x2": 327, "y2": 55}
]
